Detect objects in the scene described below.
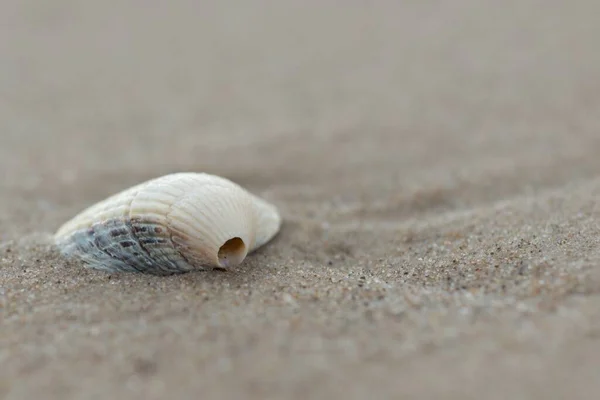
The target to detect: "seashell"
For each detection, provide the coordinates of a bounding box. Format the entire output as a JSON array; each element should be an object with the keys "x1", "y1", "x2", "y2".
[{"x1": 54, "y1": 172, "x2": 281, "y2": 275}]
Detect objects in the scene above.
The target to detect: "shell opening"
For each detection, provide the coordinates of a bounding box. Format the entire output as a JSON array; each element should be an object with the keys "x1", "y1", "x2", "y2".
[{"x1": 217, "y1": 237, "x2": 247, "y2": 268}]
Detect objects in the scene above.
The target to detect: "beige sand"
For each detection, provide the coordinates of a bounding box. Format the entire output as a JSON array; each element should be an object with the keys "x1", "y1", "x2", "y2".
[{"x1": 2, "y1": 1, "x2": 600, "y2": 399}]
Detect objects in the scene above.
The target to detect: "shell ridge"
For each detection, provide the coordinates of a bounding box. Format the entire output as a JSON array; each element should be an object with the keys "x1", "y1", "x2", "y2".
[
  {"x1": 195, "y1": 186, "x2": 238, "y2": 247},
  {"x1": 225, "y1": 185, "x2": 254, "y2": 249},
  {"x1": 198, "y1": 185, "x2": 253, "y2": 254},
  {"x1": 170, "y1": 199, "x2": 218, "y2": 248},
  {"x1": 89, "y1": 221, "x2": 146, "y2": 273},
  {"x1": 164, "y1": 189, "x2": 206, "y2": 268},
  {"x1": 166, "y1": 181, "x2": 221, "y2": 243},
  {"x1": 127, "y1": 181, "x2": 198, "y2": 274},
  {"x1": 57, "y1": 228, "x2": 125, "y2": 271},
  {"x1": 129, "y1": 219, "x2": 192, "y2": 274},
  {"x1": 124, "y1": 219, "x2": 173, "y2": 275},
  {"x1": 59, "y1": 186, "x2": 152, "y2": 273},
  {"x1": 100, "y1": 220, "x2": 155, "y2": 274},
  {"x1": 92, "y1": 186, "x2": 166, "y2": 273},
  {"x1": 170, "y1": 188, "x2": 232, "y2": 253},
  {"x1": 125, "y1": 186, "x2": 177, "y2": 274}
]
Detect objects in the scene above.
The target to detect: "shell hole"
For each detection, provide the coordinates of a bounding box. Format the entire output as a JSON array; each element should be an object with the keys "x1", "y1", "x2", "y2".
[{"x1": 218, "y1": 237, "x2": 246, "y2": 268}]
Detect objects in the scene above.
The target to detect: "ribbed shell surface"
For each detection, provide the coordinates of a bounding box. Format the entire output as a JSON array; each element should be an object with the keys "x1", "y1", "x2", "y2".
[{"x1": 54, "y1": 173, "x2": 281, "y2": 275}]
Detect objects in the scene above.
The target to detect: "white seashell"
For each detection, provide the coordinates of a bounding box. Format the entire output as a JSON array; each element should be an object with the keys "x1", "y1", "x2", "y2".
[{"x1": 54, "y1": 172, "x2": 281, "y2": 275}]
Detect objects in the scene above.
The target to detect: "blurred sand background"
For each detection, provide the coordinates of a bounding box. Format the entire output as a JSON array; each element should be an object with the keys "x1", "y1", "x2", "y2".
[{"x1": 2, "y1": 0, "x2": 600, "y2": 398}]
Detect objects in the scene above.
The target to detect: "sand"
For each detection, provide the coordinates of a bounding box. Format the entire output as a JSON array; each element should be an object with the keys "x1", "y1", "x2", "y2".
[{"x1": 2, "y1": 1, "x2": 600, "y2": 399}]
